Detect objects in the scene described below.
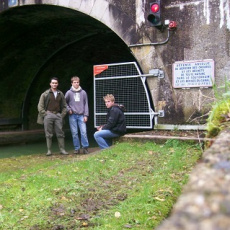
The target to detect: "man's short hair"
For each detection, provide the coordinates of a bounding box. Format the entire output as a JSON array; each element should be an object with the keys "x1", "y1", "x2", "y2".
[
  {"x1": 71, "y1": 76, "x2": 80, "y2": 83},
  {"x1": 50, "y1": 77, "x2": 59, "y2": 82},
  {"x1": 103, "y1": 94, "x2": 115, "y2": 102}
]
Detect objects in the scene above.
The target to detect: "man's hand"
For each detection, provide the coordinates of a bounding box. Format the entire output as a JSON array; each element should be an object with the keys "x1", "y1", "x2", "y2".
[{"x1": 97, "y1": 125, "x2": 103, "y2": 131}]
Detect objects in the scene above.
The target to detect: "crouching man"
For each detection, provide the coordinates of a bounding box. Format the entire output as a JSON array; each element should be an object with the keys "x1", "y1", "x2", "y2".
[{"x1": 94, "y1": 94, "x2": 126, "y2": 149}]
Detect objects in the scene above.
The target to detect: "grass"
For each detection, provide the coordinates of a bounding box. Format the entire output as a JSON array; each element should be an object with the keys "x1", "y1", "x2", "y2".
[{"x1": 0, "y1": 140, "x2": 202, "y2": 229}]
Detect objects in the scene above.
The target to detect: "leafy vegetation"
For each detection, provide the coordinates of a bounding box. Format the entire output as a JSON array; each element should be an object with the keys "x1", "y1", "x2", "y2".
[
  {"x1": 0, "y1": 140, "x2": 201, "y2": 229},
  {"x1": 206, "y1": 81, "x2": 230, "y2": 138}
]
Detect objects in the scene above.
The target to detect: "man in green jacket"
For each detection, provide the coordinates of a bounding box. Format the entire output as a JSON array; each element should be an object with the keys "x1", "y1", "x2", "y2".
[{"x1": 37, "y1": 77, "x2": 68, "y2": 156}]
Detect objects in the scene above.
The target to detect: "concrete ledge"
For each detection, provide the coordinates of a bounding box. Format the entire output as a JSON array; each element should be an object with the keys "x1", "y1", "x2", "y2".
[
  {"x1": 122, "y1": 134, "x2": 213, "y2": 142},
  {"x1": 154, "y1": 124, "x2": 207, "y2": 130},
  {"x1": 156, "y1": 127, "x2": 230, "y2": 230},
  {"x1": 0, "y1": 129, "x2": 45, "y2": 145},
  {"x1": 0, "y1": 129, "x2": 74, "y2": 146}
]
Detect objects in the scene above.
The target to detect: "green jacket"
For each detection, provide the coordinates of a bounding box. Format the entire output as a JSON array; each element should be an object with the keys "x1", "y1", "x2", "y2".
[{"x1": 37, "y1": 89, "x2": 67, "y2": 125}]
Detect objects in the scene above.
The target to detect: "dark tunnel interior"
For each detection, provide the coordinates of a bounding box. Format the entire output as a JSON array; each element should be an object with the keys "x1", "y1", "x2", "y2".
[{"x1": 0, "y1": 4, "x2": 139, "y2": 139}]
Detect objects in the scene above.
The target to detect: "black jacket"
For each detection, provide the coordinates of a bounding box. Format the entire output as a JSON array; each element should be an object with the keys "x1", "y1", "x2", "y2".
[{"x1": 102, "y1": 105, "x2": 126, "y2": 135}]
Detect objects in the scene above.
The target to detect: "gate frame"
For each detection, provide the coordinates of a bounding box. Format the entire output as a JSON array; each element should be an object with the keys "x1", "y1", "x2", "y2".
[{"x1": 93, "y1": 62, "x2": 160, "y2": 129}]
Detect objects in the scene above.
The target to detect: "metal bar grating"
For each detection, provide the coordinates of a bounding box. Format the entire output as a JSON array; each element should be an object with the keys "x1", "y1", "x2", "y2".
[{"x1": 94, "y1": 62, "x2": 154, "y2": 129}]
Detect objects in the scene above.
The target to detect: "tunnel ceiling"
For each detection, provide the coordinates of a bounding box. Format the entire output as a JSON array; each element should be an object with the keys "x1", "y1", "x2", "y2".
[
  {"x1": 0, "y1": 4, "x2": 136, "y2": 127},
  {"x1": 0, "y1": 4, "x2": 135, "y2": 65}
]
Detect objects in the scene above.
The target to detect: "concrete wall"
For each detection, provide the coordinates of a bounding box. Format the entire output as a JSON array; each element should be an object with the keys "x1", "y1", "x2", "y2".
[
  {"x1": 1, "y1": 0, "x2": 230, "y2": 125},
  {"x1": 131, "y1": 0, "x2": 230, "y2": 125},
  {"x1": 156, "y1": 126, "x2": 230, "y2": 230}
]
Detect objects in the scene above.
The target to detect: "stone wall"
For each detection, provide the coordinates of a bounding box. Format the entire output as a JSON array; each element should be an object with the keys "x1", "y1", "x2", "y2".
[{"x1": 156, "y1": 127, "x2": 230, "y2": 230}]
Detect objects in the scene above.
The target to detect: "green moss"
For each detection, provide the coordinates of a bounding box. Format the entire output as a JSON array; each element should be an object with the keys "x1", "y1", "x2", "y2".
[{"x1": 206, "y1": 81, "x2": 230, "y2": 138}]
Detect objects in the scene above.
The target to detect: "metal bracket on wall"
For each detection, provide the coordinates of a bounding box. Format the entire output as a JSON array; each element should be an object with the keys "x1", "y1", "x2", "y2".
[
  {"x1": 151, "y1": 110, "x2": 165, "y2": 125},
  {"x1": 158, "y1": 110, "x2": 165, "y2": 117},
  {"x1": 149, "y1": 69, "x2": 164, "y2": 78}
]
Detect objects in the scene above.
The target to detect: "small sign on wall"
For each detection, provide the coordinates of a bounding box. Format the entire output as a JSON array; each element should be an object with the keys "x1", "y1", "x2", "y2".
[{"x1": 172, "y1": 59, "x2": 214, "y2": 88}]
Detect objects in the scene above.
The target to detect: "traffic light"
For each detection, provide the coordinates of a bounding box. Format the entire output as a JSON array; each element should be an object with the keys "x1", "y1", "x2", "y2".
[{"x1": 147, "y1": 1, "x2": 162, "y2": 27}]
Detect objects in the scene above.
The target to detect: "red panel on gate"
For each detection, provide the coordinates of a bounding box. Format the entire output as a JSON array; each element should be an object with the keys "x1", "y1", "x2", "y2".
[{"x1": 94, "y1": 65, "x2": 108, "y2": 76}]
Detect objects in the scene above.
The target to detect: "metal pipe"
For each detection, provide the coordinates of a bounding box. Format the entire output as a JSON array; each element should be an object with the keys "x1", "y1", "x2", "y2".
[
  {"x1": 128, "y1": 29, "x2": 171, "y2": 48},
  {"x1": 94, "y1": 73, "x2": 156, "y2": 80}
]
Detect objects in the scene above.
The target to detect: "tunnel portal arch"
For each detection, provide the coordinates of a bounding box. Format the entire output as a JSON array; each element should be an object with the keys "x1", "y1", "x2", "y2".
[
  {"x1": 3, "y1": 0, "x2": 224, "y2": 128},
  {"x1": 1, "y1": 0, "x2": 141, "y2": 46},
  {"x1": 0, "y1": 3, "x2": 154, "y2": 133}
]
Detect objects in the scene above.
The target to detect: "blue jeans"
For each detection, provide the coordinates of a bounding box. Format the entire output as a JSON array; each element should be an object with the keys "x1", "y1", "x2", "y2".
[
  {"x1": 69, "y1": 114, "x2": 89, "y2": 150},
  {"x1": 94, "y1": 129, "x2": 120, "y2": 149}
]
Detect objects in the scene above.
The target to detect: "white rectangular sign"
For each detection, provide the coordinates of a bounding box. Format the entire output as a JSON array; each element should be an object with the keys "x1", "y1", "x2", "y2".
[{"x1": 172, "y1": 59, "x2": 214, "y2": 88}]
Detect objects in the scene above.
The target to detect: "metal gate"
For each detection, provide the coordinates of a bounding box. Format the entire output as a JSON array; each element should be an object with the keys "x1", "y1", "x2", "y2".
[{"x1": 94, "y1": 62, "x2": 155, "y2": 129}]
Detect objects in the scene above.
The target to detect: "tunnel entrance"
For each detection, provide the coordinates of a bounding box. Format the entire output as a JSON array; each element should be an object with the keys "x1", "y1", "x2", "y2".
[{"x1": 0, "y1": 4, "x2": 153, "y2": 139}]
